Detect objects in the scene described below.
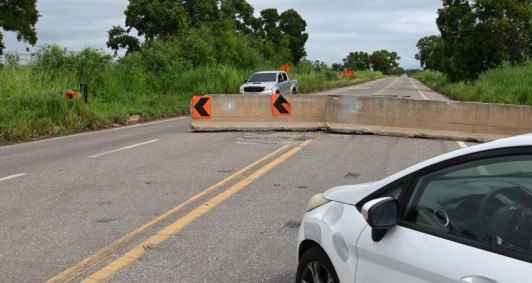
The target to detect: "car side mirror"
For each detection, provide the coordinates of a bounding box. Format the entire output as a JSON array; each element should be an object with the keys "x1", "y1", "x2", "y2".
[
  {"x1": 362, "y1": 197, "x2": 398, "y2": 242},
  {"x1": 244, "y1": 80, "x2": 248, "y2": 83}
]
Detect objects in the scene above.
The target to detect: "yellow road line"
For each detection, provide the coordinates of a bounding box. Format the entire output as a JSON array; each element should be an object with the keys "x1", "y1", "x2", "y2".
[
  {"x1": 372, "y1": 77, "x2": 399, "y2": 96},
  {"x1": 82, "y1": 139, "x2": 313, "y2": 283},
  {"x1": 46, "y1": 142, "x2": 295, "y2": 283}
]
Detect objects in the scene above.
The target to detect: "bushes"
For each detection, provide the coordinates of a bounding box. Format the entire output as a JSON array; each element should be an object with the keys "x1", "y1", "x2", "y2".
[
  {"x1": 0, "y1": 43, "x2": 382, "y2": 144},
  {"x1": 413, "y1": 62, "x2": 532, "y2": 105}
]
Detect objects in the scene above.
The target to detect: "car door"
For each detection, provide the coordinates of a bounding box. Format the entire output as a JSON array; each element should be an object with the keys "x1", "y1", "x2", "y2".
[{"x1": 356, "y1": 149, "x2": 532, "y2": 282}]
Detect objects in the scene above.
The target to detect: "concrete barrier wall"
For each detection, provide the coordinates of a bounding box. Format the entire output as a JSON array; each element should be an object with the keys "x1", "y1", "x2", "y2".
[
  {"x1": 190, "y1": 95, "x2": 328, "y2": 131},
  {"x1": 326, "y1": 96, "x2": 532, "y2": 141},
  {"x1": 191, "y1": 95, "x2": 532, "y2": 142}
]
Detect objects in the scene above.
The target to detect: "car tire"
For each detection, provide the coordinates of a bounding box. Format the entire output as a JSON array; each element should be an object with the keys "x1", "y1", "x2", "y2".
[
  {"x1": 296, "y1": 246, "x2": 339, "y2": 283},
  {"x1": 292, "y1": 88, "x2": 297, "y2": 95}
]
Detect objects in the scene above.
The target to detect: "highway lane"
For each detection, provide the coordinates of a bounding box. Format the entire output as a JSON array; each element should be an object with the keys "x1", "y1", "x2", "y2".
[
  {"x1": 0, "y1": 78, "x2": 459, "y2": 282},
  {"x1": 319, "y1": 74, "x2": 449, "y2": 101},
  {"x1": 110, "y1": 134, "x2": 467, "y2": 283},
  {"x1": 0, "y1": 118, "x2": 470, "y2": 282}
]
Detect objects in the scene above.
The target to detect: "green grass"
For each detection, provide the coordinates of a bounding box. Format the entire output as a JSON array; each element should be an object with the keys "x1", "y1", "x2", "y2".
[
  {"x1": 413, "y1": 62, "x2": 532, "y2": 105},
  {"x1": 0, "y1": 58, "x2": 382, "y2": 144}
]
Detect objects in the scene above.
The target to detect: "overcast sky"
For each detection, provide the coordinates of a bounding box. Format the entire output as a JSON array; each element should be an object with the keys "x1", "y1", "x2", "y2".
[{"x1": 3, "y1": 0, "x2": 443, "y2": 69}]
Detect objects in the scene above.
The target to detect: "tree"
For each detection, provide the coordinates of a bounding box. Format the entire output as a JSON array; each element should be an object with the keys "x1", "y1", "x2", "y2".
[
  {"x1": 258, "y1": 8, "x2": 281, "y2": 44},
  {"x1": 342, "y1": 51, "x2": 371, "y2": 70},
  {"x1": 107, "y1": 1, "x2": 308, "y2": 65},
  {"x1": 219, "y1": 0, "x2": 255, "y2": 34},
  {"x1": 331, "y1": 63, "x2": 343, "y2": 71},
  {"x1": 437, "y1": 0, "x2": 482, "y2": 81},
  {"x1": 124, "y1": 0, "x2": 189, "y2": 41},
  {"x1": 279, "y1": 9, "x2": 308, "y2": 64},
  {"x1": 0, "y1": 0, "x2": 39, "y2": 55},
  {"x1": 415, "y1": 35, "x2": 446, "y2": 71},
  {"x1": 107, "y1": 26, "x2": 141, "y2": 55},
  {"x1": 436, "y1": 0, "x2": 532, "y2": 81},
  {"x1": 370, "y1": 50, "x2": 401, "y2": 75}
]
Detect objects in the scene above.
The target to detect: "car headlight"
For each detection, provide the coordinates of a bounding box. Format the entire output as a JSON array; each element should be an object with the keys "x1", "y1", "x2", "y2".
[{"x1": 306, "y1": 193, "x2": 330, "y2": 212}]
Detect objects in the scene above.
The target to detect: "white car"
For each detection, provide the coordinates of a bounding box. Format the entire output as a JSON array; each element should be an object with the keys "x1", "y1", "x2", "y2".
[{"x1": 296, "y1": 134, "x2": 532, "y2": 283}]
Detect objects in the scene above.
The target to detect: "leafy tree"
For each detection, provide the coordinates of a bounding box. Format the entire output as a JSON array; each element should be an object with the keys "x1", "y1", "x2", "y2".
[
  {"x1": 219, "y1": 0, "x2": 255, "y2": 34},
  {"x1": 182, "y1": 0, "x2": 219, "y2": 27},
  {"x1": 415, "y1": 35, "x2": 446, "y2": 71},
  {"x1": 258, "y1": 8, "x2": 281, "y2": 44},
  {"x1": 107, "y1": 26, "x2": 141, "y2": 55},
  {"x1": 342, "y1": 51, "x2": 371, "y2": 70},
  {"x1": 436, "y1": 0, "x2": 532, "y2": 81},
  {"x1": 331, "y1": 63, "x2": 343, "y2": 71},
  {"x1": 279, "y1": 9, "x2": 308, "y2": 64},
  {"x1": 125, "y1": 0, "x2": 189, "y2": 41},
  {"x1": 108, "y1": 1, "x2": 308, "y2": 66},
  {"x1": 370, "y1": 50, "x2": 401, "y2": 75},
  {"x1": 0, "y1": 0, "x2": 39, "y2": 55}
]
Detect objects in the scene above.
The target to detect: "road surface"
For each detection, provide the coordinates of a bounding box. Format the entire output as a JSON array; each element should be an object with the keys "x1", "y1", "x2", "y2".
[{"x1": 0, "y1": 78, "x2": 463, "y2": 282}]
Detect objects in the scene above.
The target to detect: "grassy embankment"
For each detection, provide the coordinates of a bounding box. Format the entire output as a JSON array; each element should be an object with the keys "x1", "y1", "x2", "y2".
[
  {"x1": 412, "y1": 62, "x2": 532, "y2": 105},
  {"x1": 0, "y1": 49, "x2": 381, "y2": 145}
]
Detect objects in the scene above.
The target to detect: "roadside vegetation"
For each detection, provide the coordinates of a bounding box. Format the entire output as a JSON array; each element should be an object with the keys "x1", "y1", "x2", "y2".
[
  {"x1": 0, "y1": 45, "x2": 381, "y2": 144},
  {"x1": 0, "y1": 1, "x2": 384, "y2": 145},
  {"x1": 413, "y1": 62, "x2": 532, "y2": 105}
]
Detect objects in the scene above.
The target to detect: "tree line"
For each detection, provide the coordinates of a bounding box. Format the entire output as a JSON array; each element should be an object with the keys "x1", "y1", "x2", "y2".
[
  {"x1": 0, "y1": 0, "x2": 309, "y2": 68},
  {"x1": 331, "y1": 50, "x2": 403, "y2": 75},
  {"x1": 416, "y1": 0, "x2": 531, "y2": 82}
]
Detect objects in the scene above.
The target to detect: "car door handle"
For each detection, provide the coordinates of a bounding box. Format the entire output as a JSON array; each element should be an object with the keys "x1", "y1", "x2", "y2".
[{"x1": 460, "y1": 275, "x2": 497, "y2": 283}]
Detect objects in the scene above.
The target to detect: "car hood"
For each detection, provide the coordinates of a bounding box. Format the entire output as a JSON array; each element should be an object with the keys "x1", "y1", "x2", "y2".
[
  {"x1": 322, "y1": 181, "x2": 378, "y2": 206},
  {"x1": 241, "y1": 81, "x2": 276, "y2": 88}
]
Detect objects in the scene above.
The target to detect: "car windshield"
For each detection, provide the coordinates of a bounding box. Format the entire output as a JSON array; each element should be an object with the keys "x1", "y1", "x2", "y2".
[{"x1": 248, "y1": 73, "x2": 277, "y2": 82}]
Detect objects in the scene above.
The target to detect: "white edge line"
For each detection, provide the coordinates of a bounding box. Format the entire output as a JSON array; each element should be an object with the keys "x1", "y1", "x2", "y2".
[
  {"x1": 409, "y1": 78, "x2": 429, "y2": 100},
  {"x1": 1, "y1": 117, "x2": 188, "y2": 149},
  {"x1": 89, "y1": 139, "x2": 159, "y2": 158},
  {"x1": 0, "y1": 173, "x2": 27, "y2": 182},
  {"x1": 457, "y1": 141, "x2": 468, "y2": 148}
]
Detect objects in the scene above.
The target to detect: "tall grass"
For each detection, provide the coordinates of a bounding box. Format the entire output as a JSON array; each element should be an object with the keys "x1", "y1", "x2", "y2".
[
  {"x1": 0, "y1": 46, "x2": 382, "y2": 144},
  {"x1": 413, "y1": 62, "x2": 532, "y2": 104}
]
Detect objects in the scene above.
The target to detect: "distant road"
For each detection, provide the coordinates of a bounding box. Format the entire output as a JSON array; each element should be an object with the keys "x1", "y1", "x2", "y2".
[{"x1": 317, "y1": 74, "x2": 449, "y2": 101}]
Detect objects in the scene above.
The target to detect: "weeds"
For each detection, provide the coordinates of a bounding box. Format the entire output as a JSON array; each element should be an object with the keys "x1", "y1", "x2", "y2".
[
  {"x1": 413, "y1": 62, "x2": 532, "y2": 105},
  {"x1": 0, "y1": 45, "x2": 382, "y2": 144}
]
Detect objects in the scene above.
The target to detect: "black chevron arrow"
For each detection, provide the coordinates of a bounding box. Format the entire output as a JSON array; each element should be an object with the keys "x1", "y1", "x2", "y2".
[
  {"x1": 273, "y1": 95, "x2": 289, "y2": 114},
  {"x1": 194, "y1": 97, "x2": 210, "y2": 117}
]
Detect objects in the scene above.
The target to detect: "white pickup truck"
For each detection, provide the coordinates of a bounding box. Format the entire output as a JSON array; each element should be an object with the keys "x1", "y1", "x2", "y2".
[{"x1": 239, "y1": 71, "x2": 298, "y2": 95}]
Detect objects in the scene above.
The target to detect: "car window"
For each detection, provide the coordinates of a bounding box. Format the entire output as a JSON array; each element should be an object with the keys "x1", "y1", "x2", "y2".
[
  {"x1": 248, "y1": 73, "x2": 276, "y2": 82},
  {"x1": 380, "y1": 182, "x2": 406, "y2": 199},
  {"x1": 403, "y1": 155, "x2": 532, "y2": 257}
]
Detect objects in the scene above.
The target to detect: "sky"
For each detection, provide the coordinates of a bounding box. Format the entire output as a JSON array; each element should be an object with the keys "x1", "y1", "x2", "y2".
[{"x1": 3, "y1": 0, "x2": 443, "y2": 69}]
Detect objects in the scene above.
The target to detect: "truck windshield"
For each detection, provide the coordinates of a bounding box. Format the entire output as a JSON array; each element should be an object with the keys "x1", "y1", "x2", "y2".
[{"x1": 248, "y1": 73, "x2": 277, "y2": 82}]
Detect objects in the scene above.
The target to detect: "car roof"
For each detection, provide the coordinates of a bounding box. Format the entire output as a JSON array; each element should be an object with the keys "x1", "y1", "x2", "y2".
[
  {"x1": 253, "y1": 71, "x2": 282, "y2": 74},
  {"x1": 382, "y1": 133, "x2": 532, "y2": 184}
]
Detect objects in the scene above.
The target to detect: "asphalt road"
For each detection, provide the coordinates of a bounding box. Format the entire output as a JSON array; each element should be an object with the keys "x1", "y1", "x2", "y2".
[
  {"x1": 0, "y1": 78, "x2": 463, "y2": 282},
  {"x1": 320, "y1": 74, "x2": 449, "y2": 101}
]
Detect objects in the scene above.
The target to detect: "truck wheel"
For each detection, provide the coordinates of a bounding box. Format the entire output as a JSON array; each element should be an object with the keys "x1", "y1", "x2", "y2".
[{"x1": 292, "y1": 88, "x2": 297, "y2": 95}]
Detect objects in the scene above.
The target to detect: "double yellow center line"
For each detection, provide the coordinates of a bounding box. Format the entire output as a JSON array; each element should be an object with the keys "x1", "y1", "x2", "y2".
[{"x1": 47, "y1": 139, "x2": 313, "y2": 283}]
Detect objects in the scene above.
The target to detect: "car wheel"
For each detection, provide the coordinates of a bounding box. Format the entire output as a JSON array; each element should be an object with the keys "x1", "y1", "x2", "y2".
[
  {"x1": 296, "y1": 247, "x2": 339, "y2": 283},
  {"x1": 292, "y1": 88, "x2": 297, "y2": 95}
]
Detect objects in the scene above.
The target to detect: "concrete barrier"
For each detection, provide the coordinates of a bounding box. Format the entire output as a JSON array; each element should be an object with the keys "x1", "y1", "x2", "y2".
[
  {"x1": 190, "y1": 95, "x2": 328, "y2": 131},
  {"x1": 191, "y1": 95, "x2": 532, "y2": 142},
  {"x1": 326, "y1": 96, "x2": 532, "y2": 142}
]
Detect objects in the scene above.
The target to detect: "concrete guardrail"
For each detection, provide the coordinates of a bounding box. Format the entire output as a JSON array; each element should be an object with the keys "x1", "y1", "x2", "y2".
[{"x1": 190, "y1": 95, "x2": 532, "y2": 142}]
